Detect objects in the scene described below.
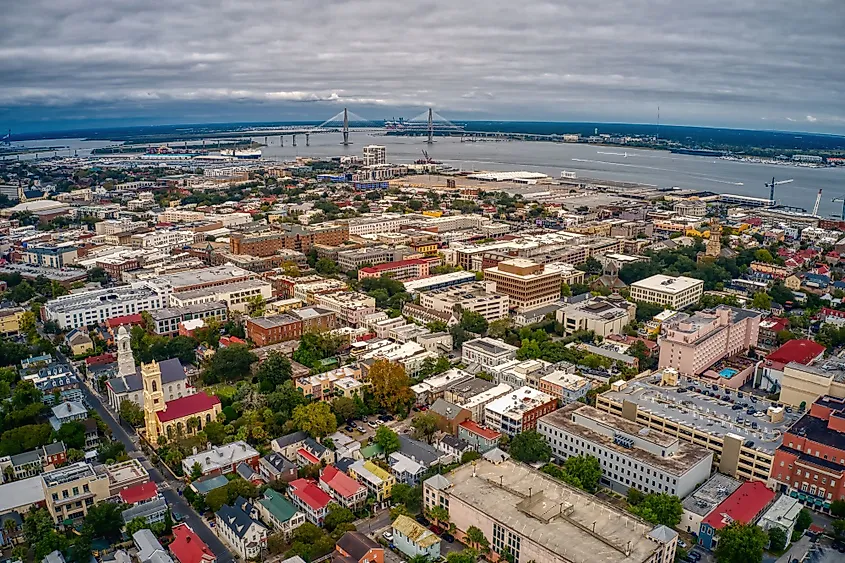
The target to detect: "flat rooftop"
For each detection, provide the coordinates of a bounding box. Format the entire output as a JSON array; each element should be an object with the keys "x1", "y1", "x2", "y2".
[
  {"x1": 0, "y1": 263, "x2": 88, "y2": 282},
  {"x1": 148, "y1": 301, "x2": 227, "y2": 320},
  {"x1": 157, "y1": 265, "x2": 252, "y2": 290},
  {"x1": 464, "y1": 337, "x2": 517, "y2": 356},
  {"x1": 44, "y1": 283, "x2": 159, "y2": 313},
  {"x1": 601, "y1": 374, "x2": 803, "y2": 454},
  {"x1": 542, "y1": 403, "x2": 712, "y2": 475},
  {"x1": 437, "y1": 459, "x2": 665, "y2": 563},
  {"x1": 173, "y1": 278, "x2": 269, "y2": 301},
  {"x1": 631, "y1": 275, "x2": 703, "y2": 294},
  {"x1": 681, "y1": 473, "x2": 743, "y2": 517}
]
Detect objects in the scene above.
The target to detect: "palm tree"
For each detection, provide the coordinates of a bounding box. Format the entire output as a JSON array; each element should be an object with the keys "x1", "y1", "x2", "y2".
[
  {"x1": 465, "y1": 525, "x2": 489, "y2": 553},
  {"x1": 4, "y1": 517, "x2": 19, "y2": 544},
  {"x1": 408, "y1": 556, "x2": 429, "y2": 563}
]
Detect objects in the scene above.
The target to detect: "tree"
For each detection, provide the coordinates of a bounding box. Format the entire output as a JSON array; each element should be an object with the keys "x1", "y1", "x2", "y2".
[
  {"x1": 391, "y1": 483, "x2": 422, "y2": 513},
  {"x1": 459, "y1": 311, "x2": 488, "y2": 335},
  {"x1": 204, "y1": 421, "x2": 227, "y2": 445},
  {"x1": 627, "y1": 487, "x2": 645, "y2": 506},
  {"x1": 560, "y1": 282, "x2": 572, "y2": 297},
  {"x1": 124, "y1": 516, "x2": 149, "y2": 536},
  {"x1": 256, "y1": 351, "x2": 293, "y2": 393},
  {"x1": 714, "y1": 521, "x2": 767, "y2": 563},
  {"x1": 509, "y1": 430, "x2": 551, "y2": 464},
  {"x1": 795, "y1": 508, "x2": 813, "y2": 533},
  {"x1": 634, "y1": 301, "x2": 665, "y2": 323},
  {"x1": 375, "y1": 425, "x2": 401, "y2": 456},
  {"x1": 411, "y1": 412, "x2": 439, "y2": 444},
  {"x1": 315, "y1": 257, "x2": 340, "y2": 275},
  {"x1": 87, "y1": 267, "x2": 108, "y2": 283},
  {"x1": 445, "y1": 551, "x2": 479, "y2": 563},
  {"x1": 83, "y1": 502, "x2": 125, "y2": 539},
  {"x1": 201, "y1": 344, "x2": 257, "y2": 384},
  {"x1": 830, "y1": 498, "x2": 845, "y2": 518},
  {"x1": 461, "y1": 450, "x2": 481, "y2": 464},
  {"x1": 368, "y1": 359, "x2": 414, "y2": 413},
  {"x1": 324, "y1": 503, "x2": 355, "y2": 532},
  {"x1": 292, "y1": 401, "x2": 337, "y2": 438},
  {"x1": 752, "y1": 292, "x2": 772, "y2": 310},
  {"x1": 832, "y1": 519, "x2": 845, "y2": 540},
  {"x1": 331, "y1": 396, "x2": 357, "y2": 424},
  {"x1": 267, "y1": 532, "x2": 288, "y2": 555},
  {"x1": 24, "y1": 508, "x2": 68, "y2": 559},
  {"x1": 427, "y1": 505, "x2": 450, "y2": 527},
  {"x1": 578, "y1": 256, "x2": 603, "y2": 275},
  {"x1": 755, "y1": 249, "x2": 774, "y2": 263},
  {"x1": 54, "y1": 421, "x2": 87, "y2": 450},
  {"x1": 629, "y1": 493, "x2": 683, "y2": 527},
  {"x1": 119, "y1": 399, "x2": 145, "y2": 427},
  {"x1": 465, "y1": 525, "x2": 489, "y2": 552},
  {"x1": 190, "y1": 462, "x2": 203, "y2": 480},
  {"x1": 767, "y1": 526, "x2": 787, "y2": 552}
]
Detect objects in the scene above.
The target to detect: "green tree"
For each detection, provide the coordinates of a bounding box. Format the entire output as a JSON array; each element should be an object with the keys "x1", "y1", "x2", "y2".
[
  {"x1": 752, "y1": 292, "x2": 772, "y2": 310},
  {"x1": 82, "y1": 502, "x2": 125, "y2": 539},
  {"x1": 203, "y1": 421, "x2": 227, "y2": 445},
  {"x1": 54, "y1": 421, "x2": 87, "y2": 450},
  {"x1": 119, "y1": 399, "x2": 145, "y2": 427},
  {"x1": 323, "y1": 503, "x2": 355, "y2": 532},
  {"x1": 560, "y1": 282, "x2": 572, "y2": 297},
  {"x1": 256, "y1": 351, "x2": 293, "y2": 393},
  {"x1": 315, "y1": 257, "x2": 340, "y2": 275},
  {"x1": 427, "y1": 505, "x2": 450, "y2": 527},
  {"x1": 390, "y1": 483, "x2": 422, "y2": 513},
  {"x1": 459, "y1": 310, "x2": 489, "y2": 334},
  {"x1": 634, "y1": 301, "x2": 665, "y2": 323},
  {"x1": 795, "y1": 508, "x2": 813, "y2": 533},
  {"x1": 465, "y1": 525, "x2": 489, "y2": 552},
  {"x1": 509, "y1": 430, "x2": 551, "y2": 463},
  {"x1": 375, "y1": 425, "x2": 401, "y2": 456},
  {"x1": 190, "y1": 462, "x2": 203, "y2": 480},
  {"x1": 830, "y1": 498, "x2": 845, "y2": 518},
  {"x1": 411, "y1": 412, "x2": 439, "y2": 444},
  {"x1": 767, "y1": 526, "x2": 787, "y2": 552},
  {"x1": 629, "y1": 493, "x2": 683, "y2": 527},
  {"x1": 87, "y1": 267, "x2": 108, "y2": 283},
  {"x1": 578, "y1": 256, "x2": 603, "y2": 275},
  {"x1": 461, "y1": 450, "x2": 481, "y2": 464},
  {"x1": 627, "y1": 487, "x2": 645, "y2": 506},
  {"x1": 714, "y1": 521, "x2": 767, "y2": 563},
  {"x1": 331, "y1": 396, "x2": 357, "y2": 424},
  {"x1": 201, "y1": 344, "x2": 257, "y2": 384},
  {"x1": 292, "y1": 401, "x2": 338, "y2": 438},
  {"x1": 755, "y1": 249, "x2": 774, "y2": 263},
  {"x1": 832, "y1": 519, "x2": 845, "y2": 539},
  {"x1": 563, "y1": 455, "x2": 603, "y2": 493},
  {"x1": 124, "y1": 516, "x2": 149, "y2": 536}
]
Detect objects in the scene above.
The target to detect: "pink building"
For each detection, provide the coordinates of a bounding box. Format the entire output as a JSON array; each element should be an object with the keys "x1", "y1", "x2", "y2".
[
  {"x1": 658, "y1": 306, "x2": 761, "y2": 377},
  {"x1": 358, "y1": 259, "x2": 430, "y2": 282}
]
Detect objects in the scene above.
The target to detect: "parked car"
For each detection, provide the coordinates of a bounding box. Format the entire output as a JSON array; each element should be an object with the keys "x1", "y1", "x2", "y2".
[
  {"x1": 367, "y1": 420, "x2": 378, "y2": 429},
  {"x1": 345, "y1": 425, "x2": 355, "y2": 433},
  {"x1": 687, "y1": 550, "x2": 701, "y2": 561},
  {"x1": 382, "y1": 531, "x2": 393, "y2": 541},
  {"x1": 415, "y1": 514, "x2": 429, "y2": 526},
  {"x1": 442, "y1": 532, "x2": 455, "y2": 543}
]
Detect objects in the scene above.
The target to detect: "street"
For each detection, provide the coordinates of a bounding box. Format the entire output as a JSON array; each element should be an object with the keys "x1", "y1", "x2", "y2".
[{"x1": 78, "y1": 379, "x2": 235, "y2": 563}]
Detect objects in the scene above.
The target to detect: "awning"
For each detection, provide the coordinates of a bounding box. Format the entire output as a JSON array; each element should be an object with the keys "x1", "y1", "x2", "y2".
[
  {"x1": 824, "y1": 502, "x2": 831, "y2": 509},
  {"x1": 814, "y1": 498, "x2": 824, "y2": 506},
  {"x1": 790, "y1": 491, "x2": 798, "y2": 498},
  {"x1": 797, "y1": 493, "x2": 807, "y2": 501}
]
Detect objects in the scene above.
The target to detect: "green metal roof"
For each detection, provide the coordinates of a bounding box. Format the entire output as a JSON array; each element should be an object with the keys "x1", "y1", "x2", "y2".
[
  {"x1": 360, "y1": 443, "x2": 384, "y2": 459},
  {"x1": 259, "y1": 489, "x2": 299, "y2": 523}
]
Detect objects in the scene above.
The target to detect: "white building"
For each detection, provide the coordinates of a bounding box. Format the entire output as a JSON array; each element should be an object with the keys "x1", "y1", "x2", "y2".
[
  {"x1": 43, "y1": 283, "x2": 165, "y2": 330},
  {"x1": 461, "y1": 338, "x2": 519, "y2": 372},
  {"x1": 215, "y1": 503, "x2": 267, "y2": 560},
  {"x1": 130, "y1": 229, "x2": 196, "y2": 251},
  {"x1": 315, "y1": 291, "x2": 377, "y2": 327},
  {"x1": 538, "y1": 403, "x2": 713, "y2": 498},
  {"x1": 168, "y1": 279, "x2": 272, "y2": 313},
  {"x1": 757, "y1": 495, "x2": 802, "y2": 541},
  {"x1": 538, "y1": 370, "x2": 591, "y2": 404},
  {"x1": 629, "y1": 275, "x2": 704, "y2": 309},
  {"x1": 419, "y1": 282, "x2": 509, "y2": 322},
  {"x1": 555, "y1": 295, "x2": 636, "y2": 337},
  {"x1": 363, "y1": 145, "x2": 387, "y2": 166},
  {"x1": 483, "y1": 386, "x2": 557, "y2": 436}
]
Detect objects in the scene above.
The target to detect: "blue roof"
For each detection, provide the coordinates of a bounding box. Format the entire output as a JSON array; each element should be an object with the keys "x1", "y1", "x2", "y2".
[{"x1": 191, "y1": 474, "x2": 229, "y2": 494}]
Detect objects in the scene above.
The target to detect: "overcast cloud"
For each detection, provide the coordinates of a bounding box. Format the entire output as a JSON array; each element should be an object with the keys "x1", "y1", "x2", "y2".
[{"x1": 1, "y1": 0, "x2": 844, "y2": 133}]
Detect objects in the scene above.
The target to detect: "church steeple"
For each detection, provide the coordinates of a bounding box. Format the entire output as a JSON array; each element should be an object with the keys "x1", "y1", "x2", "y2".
[
  {"x1": 142, "y1": 361, "x2": 166, "y2": 444},
  {"x1": 116, "y1": 325, "x2": 135, "y2": 377}
]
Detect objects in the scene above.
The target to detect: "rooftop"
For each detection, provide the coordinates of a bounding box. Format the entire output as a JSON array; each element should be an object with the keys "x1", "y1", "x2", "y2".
[
  {"x1": 458, "y1": 420, "x2": 502, "y2": 441},
  {"x1": 463, "y1": 337, "x2": 518, "y2": 356},
  {"x1": 631, "y1": 274, "x2": 704, "y2": 294},
  {"x1": 0, "y1": 476, "x2": 45, "y2": 513},
  {"x1": 681, "y1": 473, "x2": 743, "y2": 517},
  {"x1": 601, "y1": 373, "x2": 802, "y2": 454},
  {"x1": 392, "y1": 515, "x2": 441, "y2": 548},
  {"x1": 430, "y1": 459, "x2": 669, "y2": 563},
  {"x1": 542, "y1": 403, "x2": 712, "y2": 475},
  {"x1": 289, "y1": 478, "x2": 331, "y2": 510},
  {"x1": 157, "y1": 391, "x2": 219, "y2": 423},
  {"x1": 182, "y1": 441, "x2": 258, "y2": 474},
  {"x1": 765, "y1": 339, "x2": 825, "y2": 366},
  {"x1": 43, "y1": 283, "x2": 160, "y2": 314},
  {"x1": 153, "y1": 265, "x2": 253, "y2": 291},
  {"x1": 170, "y1": 523, "x2": 216, "y2": 563},
  {"x1": 701, "y1": 481, "x2": 775, "y2": 530},
  {"x1": 485, "y1": 386, "x2": 556, "y2": 417}
]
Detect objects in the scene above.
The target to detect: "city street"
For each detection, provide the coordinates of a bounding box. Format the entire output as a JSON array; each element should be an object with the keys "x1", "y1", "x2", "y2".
[{"x1": 77, "y1": 378, "x2": 235, "y2": 563}]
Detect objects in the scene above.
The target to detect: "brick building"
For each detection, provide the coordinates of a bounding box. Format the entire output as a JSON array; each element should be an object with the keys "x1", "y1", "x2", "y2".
[{"x1": 245, "y1": 314, "x2": 303, "y2": 347}]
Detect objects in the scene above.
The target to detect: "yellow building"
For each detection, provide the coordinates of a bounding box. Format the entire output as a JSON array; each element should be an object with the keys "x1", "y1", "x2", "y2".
[
  {"x1": 65, "y1": 329, "x2": 94, "y2": 356},
  {"x1": 142, "y1": 361, "x2": 222, "y2": 446},
  {"x1": 422, "y1": 210, "x2": 443, "y2": 218},
  {"x1": 0, "y1": 307, "x2": 25, "y2": 335},
  {"x1": 41, "y1": 462, "x2": 110, "y2": 524},
  {"x1": 349, "y1": 460, "x2": 395, "y2": 502},
  {"x1": 784, "y1": 275, "x2": 801, "y2": 291}
]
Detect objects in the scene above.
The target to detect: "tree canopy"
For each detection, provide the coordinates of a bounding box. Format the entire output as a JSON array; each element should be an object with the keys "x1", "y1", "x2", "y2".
[
  {"x1": 368, "y1": 359, "x2": 414, "y2": 413},
  {"x1": 509, "y1": 430, "x2": 551, "y2": 463},
  {"x1": 714, "y1": 521, "x2": 768, "y2": 563}
]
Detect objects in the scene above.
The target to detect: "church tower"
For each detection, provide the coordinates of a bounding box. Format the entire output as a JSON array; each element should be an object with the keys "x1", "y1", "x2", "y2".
[
  {"x1": 705, "y1": 218, "x2": 722, "y2": 258},
  {"x1": 116, "y1": 326, "x2": 135, "y2": 377},
  {"x1": 142, "y1": 361, "x2": 166, "y2": 444}
]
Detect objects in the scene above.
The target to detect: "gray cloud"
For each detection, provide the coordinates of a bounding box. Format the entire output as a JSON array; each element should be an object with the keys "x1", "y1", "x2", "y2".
[{"x1": 1, "y1": 0, "x2": 844, "y2": 132}]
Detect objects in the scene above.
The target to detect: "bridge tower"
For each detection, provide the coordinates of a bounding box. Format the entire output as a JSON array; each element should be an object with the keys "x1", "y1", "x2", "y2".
[
  {"x1": 342, "y1": 107, "x2": 350, "y2": 146},
  {"x1": 306, "y1": 133, "x2": 310, "y2": 146},
  {"x1": 292, "y1": 134, "x2": 296, "y2": 147},
  {"x1": 427, "y1": 108, "x2": 434, "y2": 144},
  {"x1": 280, "y1": 135, "x2": 283, "y2": 147}
]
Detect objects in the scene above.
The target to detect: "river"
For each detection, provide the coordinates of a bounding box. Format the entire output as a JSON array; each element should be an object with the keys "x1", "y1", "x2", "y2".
[{"x1": 5, "y1": 132, "x2": 844, "y2": 216}]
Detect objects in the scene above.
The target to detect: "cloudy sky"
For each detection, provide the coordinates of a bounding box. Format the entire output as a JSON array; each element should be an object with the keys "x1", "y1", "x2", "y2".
[{"x1": 2, "y1": 0, "x2": 844, "y2": 133}]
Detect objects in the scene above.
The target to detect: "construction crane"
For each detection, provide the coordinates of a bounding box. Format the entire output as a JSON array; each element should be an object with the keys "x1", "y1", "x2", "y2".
[
  {"x1": 812, "y1": 189, "x2": 823, "y2": 216},
  {"x1": 832, "y1": 197, "x2": 845, "y2": 220},
  {"x1": 765, "y1": 177, "x2": 794, "y2": 203}
]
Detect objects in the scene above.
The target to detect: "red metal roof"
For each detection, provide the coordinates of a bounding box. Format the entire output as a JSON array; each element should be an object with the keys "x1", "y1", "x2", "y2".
[
  {"x1": 106, "y1": 314, "x2": 144, "y2": 328},
  {"x1": 359, "y1": 258, "x2": 427, "y2": 274},
  {"x1": 766, "y1": 339, "x2": 825, "y2": 366},
  {"x1": 701, "y1": 481, "x2": 775, "y2": 530},
  {"x1": 289, "y1": 478, "x2": 331, "y2": 511},
  {"x1": 459, "y1": 420, "x2": 501, "y2": 440},
  {"x1": 297, "y1": 448, "x2": 320, "y2": 465},
  {"x1": 170, "y1": 523, "x2": 216, "y2": 563},
  {"x1": 156, "y1": 392, "x2": 220, "y2": 423},
  {"x1": 320, "y1": 465, "x2": 364, "y2": 499},
  {"x1": 119, "y1": 481, "x2": 158, "y2": 505},
  {"x1": 86, "y1": 352, "x2": 116, "y2": 366}
]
